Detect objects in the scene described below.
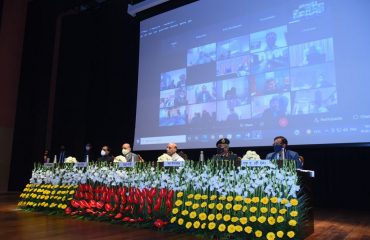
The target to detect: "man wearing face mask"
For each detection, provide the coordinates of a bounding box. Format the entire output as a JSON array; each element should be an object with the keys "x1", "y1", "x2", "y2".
[
  {"x1": 212, "y1": 138, "x2": 238, "y2": 161},
  {"x1": 266, "y1": 136, "x2": 302, "y2": 169},
  {"x1": 121, "y1": 143, "x2": 139, "y2": 162},
  {"x1": 97, "y1": 145, "x2": 114, "y2": 163}
]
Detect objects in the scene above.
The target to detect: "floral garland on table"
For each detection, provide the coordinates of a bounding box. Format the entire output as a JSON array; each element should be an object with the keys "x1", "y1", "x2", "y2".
[
  {"x1": 241, "y1": 150, "x2": 261, "y2": 160},
  {"x1": 64, "y1": 156, "x2": 78, "y2": 163},
  {"x1": 157, "y1": 153, "x2": 172, "y2": 162},
  {"x1": 22, "y1": 160, "x2": 302, "y2": 239},
  {"x1": 114, "y1": 155, "x2": 127, "y2": 162}
]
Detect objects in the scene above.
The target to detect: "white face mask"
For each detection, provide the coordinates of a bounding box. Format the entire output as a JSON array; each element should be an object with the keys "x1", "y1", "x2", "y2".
[
  {"x1": 100, "y1": 150, "x2": 106, "y2": 156},
  {"x1": 122, "y1": 149, "x2": 129, "y2": 155}
]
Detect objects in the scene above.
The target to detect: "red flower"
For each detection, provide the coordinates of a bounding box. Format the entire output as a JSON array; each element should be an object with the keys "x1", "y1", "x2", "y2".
[
  {"x1": 96, "y1": 201, "x2": 104, "y2": 209},
  {"x1": 153, "y1": 219, "x2": 167, "y2": 228},
  {"x1": 104, "y1": 203, "x2": 113, "y2": 212},
  {"x1": 65, "y1": 207, "x2": 72, "y2": 215},
  {"x1": 122, "y1": 216, "x2": 130, "y2": 222},
  {"x1": 114, "y1": 213, "x2": 122, "y2": 219},
  {"x1": 71, "y1": 200, "x2": 80, "y2": 208}
]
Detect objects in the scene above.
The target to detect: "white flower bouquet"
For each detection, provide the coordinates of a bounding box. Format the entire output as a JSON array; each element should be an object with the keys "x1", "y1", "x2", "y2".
[
  {"x1": 241, "y1": 150, "x2": 261, "y2": 160},
  {"x1": 64, "y1": 156, "x2": 78, "y2": 163},
  {"x1": 157, "y1": 153, "x2": 172, "y2": 162},
  {"x1": 114, "y1": 155, "x2": 127, "y2": 162}
]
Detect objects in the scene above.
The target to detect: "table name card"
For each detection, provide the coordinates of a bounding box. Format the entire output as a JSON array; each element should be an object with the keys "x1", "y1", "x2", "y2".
[
  {"x1": 43, "y1": 163, "x2": 55, "y2": 167},
  {"x1": 164, "y1": 161, "x2": 185, "y2": 167},
  {"x1": 75, "y1": 162, "x2": 88, "y2": 168},
  {"x1": 118, "y1": 162, "x2": 135, "y2": 168},
  {"x1": 241, "y1": 159, "x2": 272, "y2": 167}
]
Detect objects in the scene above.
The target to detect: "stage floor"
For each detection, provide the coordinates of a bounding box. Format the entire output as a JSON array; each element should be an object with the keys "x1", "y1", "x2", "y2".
[{"x1": 1, "y1": 193, "x2": 369, "y2": 240}]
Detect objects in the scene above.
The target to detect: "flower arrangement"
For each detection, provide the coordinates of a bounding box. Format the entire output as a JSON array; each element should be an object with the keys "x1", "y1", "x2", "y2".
[
  {"x1": 64, "y1": 156, "x2": 78, "y2": 163},
  {"x1": 18, "y1": 183, "x2": 77, "y2": 214},
  {"x1": 21, "y1": 160, "x2": 303, "y2": 239},
  {"x1": 157, "y1": 153, "x2": 172, "y2": 162},
  {"x1": 114, "y1": 155, "x2": 127, "y2": 162},
  {"x1": 241, "y1": 150, "x2": 261, "y2": 160}
]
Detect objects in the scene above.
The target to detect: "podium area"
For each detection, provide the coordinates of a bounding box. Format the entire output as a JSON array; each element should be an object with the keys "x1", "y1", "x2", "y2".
[{"x1": 1, "y1": 192, "x2": 370, "y2": 240}]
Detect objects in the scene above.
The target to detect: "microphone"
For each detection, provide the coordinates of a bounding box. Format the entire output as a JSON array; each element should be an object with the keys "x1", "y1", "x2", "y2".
[{"x1": 280, "y1": 148, "x2": 286, "y2": 160}]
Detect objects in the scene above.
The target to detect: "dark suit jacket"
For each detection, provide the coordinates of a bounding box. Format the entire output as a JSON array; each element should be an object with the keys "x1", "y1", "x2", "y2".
[{"x1": 266, "y1": 150, "x2": 302, "y2": 169}]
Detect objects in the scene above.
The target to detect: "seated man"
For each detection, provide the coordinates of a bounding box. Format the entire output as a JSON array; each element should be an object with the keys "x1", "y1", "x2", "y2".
[
  {"x1": 166, "y1": 143, "x2": 185, "y2": 161},
  {"x1": 212, "y1": 138, "x2": 238, "y2": 161},
  {"x1": 97, "y1": 145, "x2": 114, "y2": 163},
  {"x1": 121, "y1": 143, "x2": 139, "y2": 162},
  {"x1": 265, "y1": 136, "x2": 303, "y2": 169}
]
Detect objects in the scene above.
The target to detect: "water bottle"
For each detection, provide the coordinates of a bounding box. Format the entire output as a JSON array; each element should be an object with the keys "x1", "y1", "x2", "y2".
[
  {"x1": 53, "y1": 155, "x2": 57, "y2": 163},
  {"x1": 86, "y1": 155, "x2": 89, "y2": 164},
  {"x1": 199, "y1": 151, "x2": 204, "y2": 161}
]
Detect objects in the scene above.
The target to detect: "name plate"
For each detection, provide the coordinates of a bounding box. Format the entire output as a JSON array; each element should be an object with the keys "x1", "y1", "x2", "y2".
[
  {"x1": 118, "y1": 161, "x2": 135, "y2": 168},
  {"x1": 241, "y1": 159, "x2": 272, "y2": 167},
  {"x1": 75, "y1": 162, "x2": 88, "y2": 168},
  {"x1": 43, "y1": 163, "x2": 55, "y2": 167},
  {"x1": 164, "y1": 161, "x2": 185, "y2": 167}
]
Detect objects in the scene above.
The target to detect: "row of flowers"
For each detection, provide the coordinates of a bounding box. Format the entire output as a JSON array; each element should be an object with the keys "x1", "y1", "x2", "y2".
[{"x1": 20, "y1": 160, "x2": 302, "y2": 239}]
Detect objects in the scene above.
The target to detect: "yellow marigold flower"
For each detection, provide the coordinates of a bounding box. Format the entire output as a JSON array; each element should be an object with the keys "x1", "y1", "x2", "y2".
[
  {"x1": 40, "y1": 195, "x2": 45, "y2": 199},
  {"x1": 270, "y1": 197, "x2": 278, "y2": 203},
  {"x1": 244, "y1": 197, "x2": 252, "y2": 204},
  {"x1": 261, "y1": 197, "x2": 269, "y2": 204},
  {"x1": 227, "y1": 196, "x2": 234, "y2": 202},
  {"x1": 51, "y1": 191, "x2": 55, "y2": 195},
  {"x1": 233, "y1": 204, "x2": 242, "y2": 211},
  {"x1": 242, "y1": 206, "x2": 248, "y2": 212},
  {"x1": 249, "y1": 216, "x2": 257, "y2": 222},
  {"x1": 201, "y1": 202, "x2": 207, "y2": 208},
  {"x1": 268, "y1": 217, "x2": 276, "y2": 225},
  {"x1": 185, "y1": 222, "x2": 192, "y2": 229},
  {"x1": 287, "y1": 231, "x2": 295, "y2": 238},
  {"x1": 290, "y1": 199, "x2": 298, "y2": 206},
  {"x1": 227, "y1": 224, "x2": 235, "y2": 234},
  {"x1": 216, "y1": 213, "x2": 223, "y2": 220},
  {"x1": 223, "y1": 214, "x2": 231, "y2": 222},
  {"x1": 244, "y1": 226, "x2": 252, "y2": 233},
  {"x1": 250, "y1": 206, "x2": 257, "y2": 213},
  {"x1": 199, "y1": 212, "x2": 207, "y2": 221},
  {"x1": 235, "y1": 225, "x2": 243, "y2": 232},
  {"x1": 194, "y1": 194, "x2": 201, "y2": 200},
  {"x1": 266, "y1": 232, "x2": 275, "y2": 240},
  {"x1": 225, "y1": 203, "x2": 232, "y2": 210},
  {"x1": 201, "y1": 223, "x2": 206, "y2": 229},
  {"x1": 172, "y1": 208, "x2": 179, "y2": 214},
  {"x1": 288, "y1": 219, "x2": 297, "y2": 227},
  {"x1": 257, "y1": 216, "x2": 266, "y2": 223},
  {"x1": 218, "y1": 223, "x2": 226, "y2": 232},
  {"x1": 201, "y1": 195, "x2": 208, "y2": 200},
  {"x1": 239, "y1": 217, "x2": 248, "y2": 225},
  {"x1": 208, "y1": 203, "x2": 215, "y2": 209},
  {"x1": 281, "y1": 198, "x2": 288, "y2": 205},
  {"x1": 252, "y1": 197, "x2": 259, "y2": 203},
  {"x1": 210, "y1": 195, "x2": 217, "y2": 201},
  {"x1": 177, "y1": 218, "x2": 184, "y2": 225},
  {"x1": 181, "y1": 210, "x2": 189, "y2": 216},
  {"x1": 208, "y1": 222, "x2": 216, "y2": 230},
  {"x1": 193, "y1": 221, "x2": 200, "y2": 229},
  {"x1": 192, "y1": 203, "x2": 199, "y2": 210},
  {"x1": 176, "y1": 191, "x2": 183, "y2": 198},
  {"x1": 290, "y1": 210, "x2": 298, "y2": 217},
  {"x1": 279, "y1": 208, "x2": 287, "y2": 214},
  {"x1": 208, "y1": 214, "x2": 215, "y2": 221},
  {"x1": 187, "y1": 194, "x2": 194, "y2": 199},
  {"x1": 175, "y1": 200, "x2": 183, "y2": 206},
  {"x1": 216, "y1": 203, "x2": 223, "y2": 211},
  {"x1": 255, "y1": 230, "x2": 263, "y2": 238},
  {"x1": 270, "y1": 207, "x2": 277, "y2": 214},
  {"x1": 218, "y1": 196, "x2": 226, "y2": 201},
  {"x1": 277, "y1": 216, "x2": 284, "y2": 223},
  {"x1": 231, "y1": 217, "x2": 239, "y2": 223},
  {"x1": 235, "y1": 196, "x2": 243, "y2": 202},
  {"x1": 44, "y1": 203, "x2": 49, "y2": 207},
  {"x1": 189, "y1": 211, "x2": 197, "y2": 219},
  {"x1": 277, "y1": 230, "x2": 284, "y2": 238},
  {"x1": 185, "y1": 201, "x2": 192, "y2": 207},
  {"x1": 260, "y1": 207, "x2": 268, "y2": 213},
  {"x1": 69, "y1": 190, "x2": 75, "y2": 195},
  {"x1": 170, "y1": 217, "x2": 177, "y2": 223},
  {"x1": 58, "y1": 203, "x2": 62, "y2": 208}
]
